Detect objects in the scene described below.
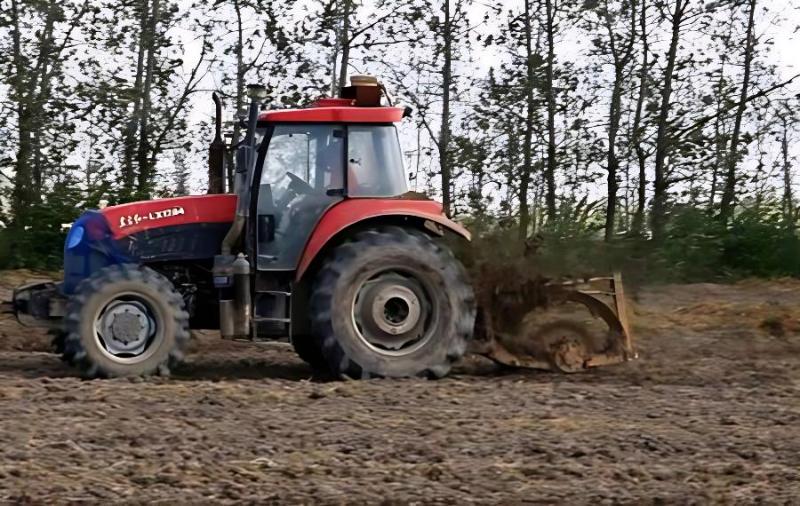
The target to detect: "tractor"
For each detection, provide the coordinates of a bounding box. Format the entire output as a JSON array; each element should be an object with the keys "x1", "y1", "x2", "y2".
[{"x1": 6, "y1": 76, "x2": 634, "y2": 379}]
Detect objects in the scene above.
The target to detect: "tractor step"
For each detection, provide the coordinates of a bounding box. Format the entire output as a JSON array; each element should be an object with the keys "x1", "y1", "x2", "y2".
[
  {"x1": 256, "y1": 290, "x2": 291, "y2": 297},
  {"x1": 253, "y1": 290, "x2": 292, "y2": 338},
  {"x1": 253, "y1": 317, "x2": 291, "y2": 323}
]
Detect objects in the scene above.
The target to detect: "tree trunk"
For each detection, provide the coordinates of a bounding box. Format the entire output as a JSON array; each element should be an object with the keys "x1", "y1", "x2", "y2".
[
  {"x1": 543, "y1": 0, "x2": 557, "y2": 223},
  {"x1": 519, "y1": 0, "x2": 535, "y2": 241},
  {"x1": 439, "y1": 0, "x2": 453, "y2": 215},
  {"x1": 718, "y1": 0, "x2": 757, "y2": 222},
  {"x1": 602, "y1": 1, "x2": 634, "y2": 241},
  {"x1": 709, "y1": 89, "x2": 725, "y2": 211},
  {"x1": 336, "y1": 0, "x2": 352, "y2": 91},
  {"x1": 231, "y1": 0, "x2": 245, "y2": 190},
  {"x1": 781, "y1": 116, "x2": 794, "y2": 225},
  {"x1": 707, "y1": 19, "x2": 735, "y2": 212},
  {"x1": 605, "y1": 70, "x2": 623, "y2": 241},
  {"x1": 136, "y1": 0, "x2": 161, "y2": 197},
  {"x1": 630, "y1": 0, "x2": 648, "y2": 235},
  {"x1": 123, "y1": 0, "x2": 149, "y2": 195},
  {"x1": 329, "y1": 11, "x2": 341, "y2": 96},
  {"x1": 650, "y1": 0, "x2": 686, "y2": 241}
]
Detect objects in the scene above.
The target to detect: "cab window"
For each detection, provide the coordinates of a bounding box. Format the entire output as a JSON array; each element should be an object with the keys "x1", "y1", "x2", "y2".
[
  {"x1": 347, "y1": 126, "x2": 408, "y2": 197},
  {"x1": 260, "y1": 125, "x2": 344, "y2": 192}
]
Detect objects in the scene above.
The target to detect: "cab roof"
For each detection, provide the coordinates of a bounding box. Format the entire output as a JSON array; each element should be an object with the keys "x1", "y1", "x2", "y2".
[{"x1": 258, "y1": 98, "x2": 404, "y2": 124}]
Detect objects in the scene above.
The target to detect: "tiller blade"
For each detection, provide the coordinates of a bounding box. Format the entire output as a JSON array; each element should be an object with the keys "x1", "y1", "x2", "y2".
[{"x1": 469, "y1": 270, "x2": 635, "y2": 373}]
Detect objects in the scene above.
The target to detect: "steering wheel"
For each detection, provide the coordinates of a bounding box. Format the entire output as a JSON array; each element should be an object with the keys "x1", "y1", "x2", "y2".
[{"x1": 286, "y1": 172, "x2": 314, "y2": 195}]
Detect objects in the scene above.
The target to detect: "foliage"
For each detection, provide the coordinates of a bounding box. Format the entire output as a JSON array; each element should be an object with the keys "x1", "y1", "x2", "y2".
[
  {"x1": 464, "y1": 200, "x2": 800, "y2": 284},
  {"x1": 0, "y1": 180, "x2": 84, "y2": 269},
  {"x1": 722, "y1": 203, "x2": 800, "y2": 277}
]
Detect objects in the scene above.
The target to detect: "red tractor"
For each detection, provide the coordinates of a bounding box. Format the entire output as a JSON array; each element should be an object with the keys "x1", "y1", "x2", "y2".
[{"x1": 8, "y1": 76, "x2": 634, "y2": 379}]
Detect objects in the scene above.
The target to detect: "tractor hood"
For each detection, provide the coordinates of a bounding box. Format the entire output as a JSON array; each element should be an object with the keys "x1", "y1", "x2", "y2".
[
  {"x1": 61, "y1": 194, "x2": 237, "y2": 295},
  {"x1": 99, "y1": 194, "x2": 237, "y2": 239}
]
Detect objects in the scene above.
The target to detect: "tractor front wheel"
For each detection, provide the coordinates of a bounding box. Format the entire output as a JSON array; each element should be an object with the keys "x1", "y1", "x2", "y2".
[
  {"x1": 63, "y1": 265, "x2": 190, "y2": 378},
  {"x1": 310, "y1": 226, "x2": 475, "y2": 379}
]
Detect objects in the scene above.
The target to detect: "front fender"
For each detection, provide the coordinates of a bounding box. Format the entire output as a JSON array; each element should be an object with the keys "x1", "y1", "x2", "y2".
[
  {"x1": 295, "y1": 198, "x2": 470, "y2": 281},
  {"x1": 63, "y1": 211, "x2": 131, "y2": 294}
]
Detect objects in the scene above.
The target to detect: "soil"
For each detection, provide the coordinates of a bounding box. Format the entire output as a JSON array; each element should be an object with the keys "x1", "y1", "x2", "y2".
[{"x1": 1, "y1": 270, "x2": 799, "y2": 504}]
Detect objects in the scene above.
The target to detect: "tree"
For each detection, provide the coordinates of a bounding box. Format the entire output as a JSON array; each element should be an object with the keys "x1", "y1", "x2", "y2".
[
  {"x1": 718, "y1": 0, "x2": 758, "y2": 222},
  {"x1": 585, "y1": 0, "x2": 639, "y2": 240},
  {"x1": 1, "y1": 0, "x2": 90, "y2": 225},
  {"x1": 518, "y1": 0, "x2": 543, "y2": 240},
  {"x1": 628, "y1": 0, "x2": 651, "y2": 235},
  {"x1": 650, "y1": 0, "x2": 690, "y2": 240},
  {"x1": 542, "y1": 0, "x2": 558, "y2": 222},
  {"x1": 171, "y1": 151, "x2": 191, "y2": 196},
  {"x1": 85, "y1": 0, "x2": 212, "y2": 200},
  {"x1": 385, "y1": 0, "x2": 479, "y2": 216}
]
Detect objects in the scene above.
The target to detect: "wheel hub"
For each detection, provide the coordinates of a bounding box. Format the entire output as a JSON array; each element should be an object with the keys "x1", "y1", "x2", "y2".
[
  {"x1": 371, "y1": 285, "x2": 421, "y2": 335},
  {"x1": 352, "y1": 271, "x2": 433, "y2": 355},
  {"x1": 96, "y1": 300, "x2": 154, "y2": 357}
]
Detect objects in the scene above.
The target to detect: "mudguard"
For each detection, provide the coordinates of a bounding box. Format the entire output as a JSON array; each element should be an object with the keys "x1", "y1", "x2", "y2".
[
  {"x1": 295, "y1": 198, "x2": 470, "y2": 281},
  {"x1": 63, "y1": 211, "x2": 130, "y2": 294}
]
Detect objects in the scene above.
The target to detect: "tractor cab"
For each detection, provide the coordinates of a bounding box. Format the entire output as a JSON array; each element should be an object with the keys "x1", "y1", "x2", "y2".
[{"x1": 251, "y1": 100, "x2": 409, "y2": 271}]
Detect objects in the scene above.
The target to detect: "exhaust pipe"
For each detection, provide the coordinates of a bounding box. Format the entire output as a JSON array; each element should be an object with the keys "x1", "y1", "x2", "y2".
[
  {"x1": 221, "y1": 84, "x2": 266, "y2": 256},
  {"x1": 208, "y1": 92, "x2": 225, "y2": 194},
  {"x1": 215, "y1": 84, "x2": 267, "y2": 340}
]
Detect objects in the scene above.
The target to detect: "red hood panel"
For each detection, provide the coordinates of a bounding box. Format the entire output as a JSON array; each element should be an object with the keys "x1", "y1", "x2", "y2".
[{"x1": 101, "y1": 194, "x2": 237, "y2": 239}]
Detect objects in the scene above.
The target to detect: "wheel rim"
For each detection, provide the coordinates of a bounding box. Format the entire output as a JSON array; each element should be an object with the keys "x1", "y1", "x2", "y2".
[
  {"x1": 351, "y1": 270, "x2": 437, "y2": 356},
  {"x1": 92, "y1": 292, "x2": 163, "y2": 364}
]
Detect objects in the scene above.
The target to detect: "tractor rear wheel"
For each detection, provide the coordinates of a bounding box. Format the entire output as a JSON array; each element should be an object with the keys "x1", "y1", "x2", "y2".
[
  {"x1": 290, "y1": 334, "x2": 327, "y2": 372},
  {"x1": 63, "y1": 264, "x2": 190, "y2": 378},
  {"x1": 310, "y1": 226, "x2": 475, "y2": 379}
]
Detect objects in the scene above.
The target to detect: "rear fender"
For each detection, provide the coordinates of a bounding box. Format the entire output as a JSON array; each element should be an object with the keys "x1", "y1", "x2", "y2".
[{"x1": 295, "y1": 198, "x2": 470, "y2": 283}]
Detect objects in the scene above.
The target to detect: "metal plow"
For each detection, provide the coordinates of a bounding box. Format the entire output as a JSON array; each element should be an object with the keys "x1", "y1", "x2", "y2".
[{"x1": 469, "y1": 270, "x2": 635, "y2": 373}]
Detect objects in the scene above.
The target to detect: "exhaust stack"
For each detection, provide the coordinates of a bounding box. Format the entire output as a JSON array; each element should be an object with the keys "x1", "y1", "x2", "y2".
[
  {"x1": 215, "y1": 84, "x2": 267, "y2": 341},
  {"x1": 221, "y1": 84, "x2": 266, "y2": 256},
  {"x1": 208, "y1": 92, "x2": 225, "y2": 194}
]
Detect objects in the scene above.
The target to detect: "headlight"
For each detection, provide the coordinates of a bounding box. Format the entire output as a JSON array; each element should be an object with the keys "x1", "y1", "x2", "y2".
[{"x1": 66, "y1": 225, "x2": 85, "y2": 249}]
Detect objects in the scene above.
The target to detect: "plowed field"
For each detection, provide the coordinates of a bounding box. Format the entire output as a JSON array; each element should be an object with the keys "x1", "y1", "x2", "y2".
[{"x1": 1, "y1": 271, "x2": 799, "y2": 504}]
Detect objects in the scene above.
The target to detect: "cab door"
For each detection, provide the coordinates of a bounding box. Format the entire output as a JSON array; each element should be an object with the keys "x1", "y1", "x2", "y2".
[{"x1": 254, "y1": 124, "x2": 345, "y2": 271}]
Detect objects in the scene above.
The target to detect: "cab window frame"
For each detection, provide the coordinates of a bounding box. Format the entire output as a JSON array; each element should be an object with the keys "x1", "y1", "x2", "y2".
[{"x1": 257, "y1": 123, "x2": 346, "y2": 192}]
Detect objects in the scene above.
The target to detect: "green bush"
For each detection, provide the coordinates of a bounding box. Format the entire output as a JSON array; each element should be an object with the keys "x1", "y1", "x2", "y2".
[
  {"x1": 654, "y1": 206, "x2": 727, "y2": 281},
  {"x1": 722, "y1": 205, "x2": 800, "y2": 277},
  {"x1": 4, "y1": 190, "x2": 799, "y2": 283},
  {"x1": 461, "y1": 202, "x2": 800, "y2": 284},
  {"x1": 2, "y1": 182, "x2": 84, "y2": 270}
]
